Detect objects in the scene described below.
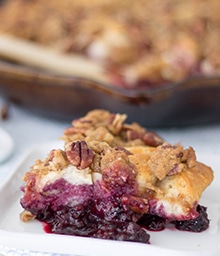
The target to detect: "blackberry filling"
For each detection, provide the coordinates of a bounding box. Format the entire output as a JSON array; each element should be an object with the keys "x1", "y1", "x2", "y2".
[
  {"x1": 138, "y1": 204, "x2": 210, "y2": 232},
  {"x1": 173, "y1": 205, "x2": 210, "y2": 232},
  {"x1": 36, "y1": 197, "x2": 150, "y2": 243},
  {"x1": 35, "y1": 191, "x2": 209, "y2": 242},
  {"x1": 137, "y1": 213, "x2": 166, "y2": 231}
]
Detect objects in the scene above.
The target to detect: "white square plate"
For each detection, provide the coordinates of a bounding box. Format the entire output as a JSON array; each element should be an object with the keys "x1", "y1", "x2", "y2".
[{"x1": 0, "y1": 141, "x2": 219, "y2": 256}]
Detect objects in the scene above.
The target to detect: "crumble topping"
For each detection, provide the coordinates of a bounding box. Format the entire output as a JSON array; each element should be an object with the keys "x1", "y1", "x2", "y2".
[
  {"x1": 147, "y1": 143, "x2": 196, "y2": 181},
  {"x1": 62, "y1": 109, "x2": 164, "y2": 147},
  {"x1": 1, "y1": 0, "x2": 220, "y2": 87}
]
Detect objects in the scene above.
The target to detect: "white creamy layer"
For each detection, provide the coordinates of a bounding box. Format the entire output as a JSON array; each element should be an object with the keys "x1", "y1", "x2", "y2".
[
  {"x1": 154, "y1": 200, "x2": 184, "y2": 219},
  {"x1": 38, "y1": 165, "x2": 96, "y2": 190}
]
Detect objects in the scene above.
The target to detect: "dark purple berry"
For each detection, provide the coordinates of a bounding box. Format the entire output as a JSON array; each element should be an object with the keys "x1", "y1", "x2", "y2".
[
  {"x1": 137, "y1": 213, "x2": 166, "y2": 231},
  {"x1": 174, "y1": 205, "x2": 210, "y2": 232}
]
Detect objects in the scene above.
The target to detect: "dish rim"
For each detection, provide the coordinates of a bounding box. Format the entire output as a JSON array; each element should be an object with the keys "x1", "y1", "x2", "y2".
[{"x1": 1, "y1": 59, "x2": 220, "y2": 99}]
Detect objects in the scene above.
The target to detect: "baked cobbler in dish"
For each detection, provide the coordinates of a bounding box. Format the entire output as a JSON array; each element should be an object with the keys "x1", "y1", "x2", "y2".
[
  {"x1": 1, "y1": 0, "x2": 220, "y2": 87},
  {"x1": 20, "y1": 110, "x2": 213, "y2": 243}
]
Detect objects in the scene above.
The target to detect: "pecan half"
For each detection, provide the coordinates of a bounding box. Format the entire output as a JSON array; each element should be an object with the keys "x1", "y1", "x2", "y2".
[
  {"x1": 66, "y1": 141, "x2": 94, "y2": 169},
  {"x1": 142, "y1": 131, "x2": 164, "y2": 147},
  {"x1": 20, "y1": 210, "x2": 35, "y2": 222},
  {"x1": 126, "y1": 129, "x2": 164, "y2": 147}
]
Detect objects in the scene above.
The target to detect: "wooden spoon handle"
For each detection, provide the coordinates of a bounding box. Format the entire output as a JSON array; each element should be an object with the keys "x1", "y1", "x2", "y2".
[{"x1": 0, "y1": 34, "x2": 110, "y2": 83}]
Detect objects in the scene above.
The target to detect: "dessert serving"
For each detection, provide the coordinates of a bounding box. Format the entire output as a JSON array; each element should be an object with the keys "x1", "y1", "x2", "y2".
[
  {"x1": 0, "y1": 0, "x2": 220, "y2": 88},
  {"x1": 20, "y1": 110, "x2": 214, "y2": 243}
]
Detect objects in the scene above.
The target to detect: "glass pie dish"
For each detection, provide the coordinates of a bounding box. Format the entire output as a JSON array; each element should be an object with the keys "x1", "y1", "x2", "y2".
[
  {"x1": 1, "y1": 0, "x2": 220, "y2": 127},
  {"x1": 0, "y1": 59, "x2": 220, "y2": 127}
]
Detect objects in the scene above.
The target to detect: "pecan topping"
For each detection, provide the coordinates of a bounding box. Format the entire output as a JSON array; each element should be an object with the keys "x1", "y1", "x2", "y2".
[
  {"x1": 126, "y1": 129, "x2": 164, "y2": 147},
  {"x1": 20, "y1": 210, "x2": 35, "y2": 222},
  {"x1": 142, "y1": 131, "x2": 164, "y2": 147},
  {"x1": 66, "y1": 141, "x2": 94, "y2": 169}
]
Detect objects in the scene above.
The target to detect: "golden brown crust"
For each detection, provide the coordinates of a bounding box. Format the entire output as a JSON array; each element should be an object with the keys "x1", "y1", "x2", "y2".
[
  {"x1": 22, "y1": 149, "x2": 70, "y2": 193},
  {"x1": 126, "y1": 146, "x2": 158, "y2": 194},
  {"x1": 126, "y1": 145, "x2": 213, "y2": 215},
  {"x1": 155, "y1": 161, "x2": 213, "y2": 218}
]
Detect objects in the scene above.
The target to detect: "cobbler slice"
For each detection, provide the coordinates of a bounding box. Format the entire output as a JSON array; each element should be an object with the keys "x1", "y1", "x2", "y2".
[{"x1": 20, "y1": 110, "x2": 214, "y2": 243}]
